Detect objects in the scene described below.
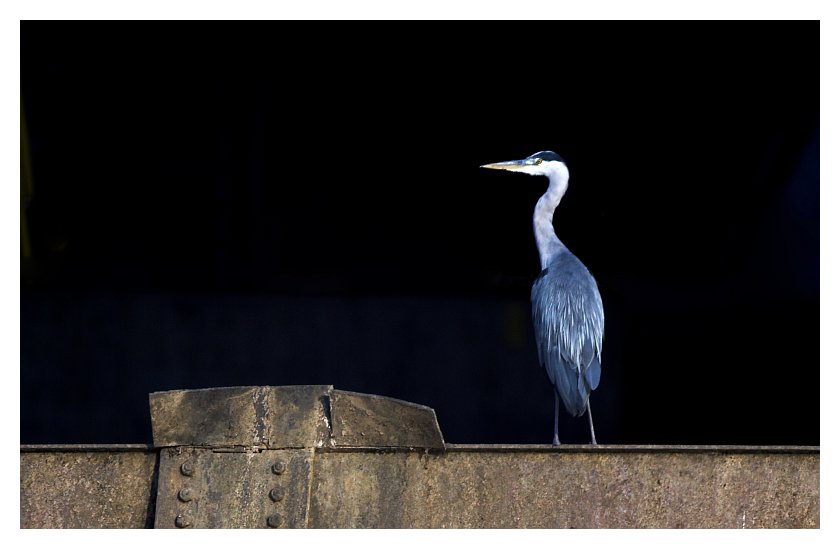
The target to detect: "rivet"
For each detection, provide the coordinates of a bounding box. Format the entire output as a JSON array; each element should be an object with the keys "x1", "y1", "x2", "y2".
[
  {"x1": 178, "y1": 488, "x2": 193, "y2": 502},
  {"x1": 267, "y1": 513, "x2": 281, "y2": 528},
  {"x1": 269, "y1": 487, "x2": 284, "y2": 502},
  {"x1": 175, "y1": 514, "x2": 192, "y2": 528},
  {"x1": 271, "y1": 462, "x2": 285, "y2": 475},
  {"x1": 180, "y1": 462, "x2": 194, "y2": 476}
]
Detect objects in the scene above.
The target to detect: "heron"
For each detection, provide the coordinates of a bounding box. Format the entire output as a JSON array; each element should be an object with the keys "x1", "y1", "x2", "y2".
[{"x1": 481, "y1": 151, "x2": 603, "y2": 445}]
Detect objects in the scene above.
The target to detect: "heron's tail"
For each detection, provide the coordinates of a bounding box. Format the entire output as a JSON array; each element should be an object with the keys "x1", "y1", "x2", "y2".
[{"x1": 546, "y1": 353, "x2": 590, "y2": 417}]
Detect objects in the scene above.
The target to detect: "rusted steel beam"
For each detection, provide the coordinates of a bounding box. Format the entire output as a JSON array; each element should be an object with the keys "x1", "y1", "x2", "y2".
[
  {"x1": 20, "y1": 387, "x2": 820, "y2": 528},
  {"x1": 20, "y1": 448, "x2": 158, "y2": 528}
]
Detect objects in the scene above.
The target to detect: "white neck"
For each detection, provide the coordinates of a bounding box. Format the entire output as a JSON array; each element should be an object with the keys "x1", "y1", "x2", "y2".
[{"x1": 533, "y1": 170, "x2": 569, "y2": 270}]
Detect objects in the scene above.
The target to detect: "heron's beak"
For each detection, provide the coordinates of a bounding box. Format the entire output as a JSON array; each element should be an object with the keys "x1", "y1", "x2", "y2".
[{"x1": 479, "y1": 159, "x2": 529, "y2": 172}]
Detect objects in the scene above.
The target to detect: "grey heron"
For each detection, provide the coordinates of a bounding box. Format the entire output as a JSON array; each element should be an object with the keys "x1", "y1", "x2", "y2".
[{"x1": 481, "y1": 151, "x2": 603, "y2": 445}]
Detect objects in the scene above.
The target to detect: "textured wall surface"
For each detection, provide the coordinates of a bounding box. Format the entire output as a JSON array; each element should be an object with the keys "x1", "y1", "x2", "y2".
[
  {"x1": 20, "y1": 446, "x2": 157, "y2": 528},
  {"x1": 309, "y1": 447, "x2": 819, "y2": 528},
  {"x1": 20, "y1": 388, "x2": 819, "y2": 528},
  {"x1": 153, "y1": 447, "x2": 313, "y2": 529},
  {"x1": 21, "y1": 446, "x2": 818, "y2": 528},
  {"x1": 149, "y1": 386, "x2": 444, "y2": 450}
]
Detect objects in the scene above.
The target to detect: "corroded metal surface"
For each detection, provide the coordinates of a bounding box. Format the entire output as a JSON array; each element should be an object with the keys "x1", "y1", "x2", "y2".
[
  {"x1": 153, "y1": 447, "x2": 312, "y2": 528},
  {"x1": 20, "y1": 444, "x2": 818, "y2": 528},
  {"x1": 330, "y1": 390, "x2": 445, "y2": 449},
  {"x1": 20, "y1": 444, "x2": 153, "y2": 452},
  {"x1": 19, "y1": 444, "x2": 819, "y2": 528},
  {"x1": 150, "y1": 386, "x2": 330, "y2": 448},
  {"x1": 308, "y1": 448, "x2": 819, "y2": 528},
  {"x1": 265, "y1": 385, "x2": 332, "y2": 448},
  {"x1": 443, "y1": 444, "x2": 820, "y2": 453},
  {"x1": 21, "y1": 386, "x2": 819, "y2": 529},
  {"x1": 149, "y1": 386, "x2": 444, "y2": 450},
  {"x1": 20, "y1": 449, "x2": 157, "y2": 528}
]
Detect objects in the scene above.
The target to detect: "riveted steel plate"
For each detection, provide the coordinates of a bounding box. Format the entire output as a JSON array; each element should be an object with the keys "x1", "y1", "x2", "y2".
[{"x1": 153, "y1": 447, "x2": 312, "y2": 528}]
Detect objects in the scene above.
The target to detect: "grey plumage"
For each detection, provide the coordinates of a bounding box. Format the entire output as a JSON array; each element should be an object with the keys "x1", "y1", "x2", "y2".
[
  {"x1": 481, "y1": 151, "x2": 604, "y2": 444},
  {"x1": 531, "y1": 250, "x2": 603, "y2": 417}
]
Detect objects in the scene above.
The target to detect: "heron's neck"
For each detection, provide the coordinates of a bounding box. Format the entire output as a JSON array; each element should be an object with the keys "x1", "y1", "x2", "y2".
[{"x1": 533, "y1": 173, "x2": 569, "y2": 270}]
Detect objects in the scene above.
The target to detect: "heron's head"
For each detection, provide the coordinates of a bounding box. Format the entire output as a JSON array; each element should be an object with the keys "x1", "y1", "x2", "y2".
[{"x1": 480, "y1": 151, "x2": 568, "y2": 179}]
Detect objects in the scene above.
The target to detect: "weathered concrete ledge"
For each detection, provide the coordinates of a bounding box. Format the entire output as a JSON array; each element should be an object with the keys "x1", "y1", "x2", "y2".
[{"x1": 21, "y1": 386, "x2": 819, "y2": 528}]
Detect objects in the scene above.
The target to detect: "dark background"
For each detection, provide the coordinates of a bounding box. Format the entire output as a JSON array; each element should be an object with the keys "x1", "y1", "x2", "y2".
[{"x1": 21, "y1": 23, "x2": 818, "y2": 445}]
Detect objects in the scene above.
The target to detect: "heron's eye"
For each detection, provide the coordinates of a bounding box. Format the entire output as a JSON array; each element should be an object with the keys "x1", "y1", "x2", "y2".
[{"x1": 535, "y1": 158, "x2": 543, "y2": 165}]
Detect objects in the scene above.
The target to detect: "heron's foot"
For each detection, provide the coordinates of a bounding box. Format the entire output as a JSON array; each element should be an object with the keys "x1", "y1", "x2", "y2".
[
  {"x1": 552, "y1": 435, "x2": 560, "y2": 446},
  {"x1": 590, "y1": 437, "x2": 598, "y2": 445}
]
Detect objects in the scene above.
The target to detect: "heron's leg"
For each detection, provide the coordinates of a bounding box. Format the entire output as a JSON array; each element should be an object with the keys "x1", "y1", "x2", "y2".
[
  {"x1": 586, "y1": 400, "x2": 597, "y2": 445},
  {"x1": 552, "y1": 392, "x2": 560, "y2": 446}
]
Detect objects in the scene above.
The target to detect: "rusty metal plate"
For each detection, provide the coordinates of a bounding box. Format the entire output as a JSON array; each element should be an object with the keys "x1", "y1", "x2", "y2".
[
  {"x1": 308, "y1": 448, "x2": 819, "y2": 528},
  {"x1": 150, "y1": 386, "x2": 334, "y2": 449},
  {"x1": 149, "y1": 386, "x2": 443, "y2": 450},
  {"x1": 330, "y1": 390, "x2": 444, "y2": 449},
  {"x1": 153, "y1": 447, "x2": 311, "y2": 528},
  {"x1": 264, "y1": 385, "x2": 331, "y2": 448},
  {"x1": 20, "y1": 449, "x2": 157, "y2": 528}
]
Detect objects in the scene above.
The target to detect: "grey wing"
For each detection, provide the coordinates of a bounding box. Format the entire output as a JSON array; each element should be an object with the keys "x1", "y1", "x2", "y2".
[{"x1": 531, "y1": 258, "x2": 604, "y2": 417}]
